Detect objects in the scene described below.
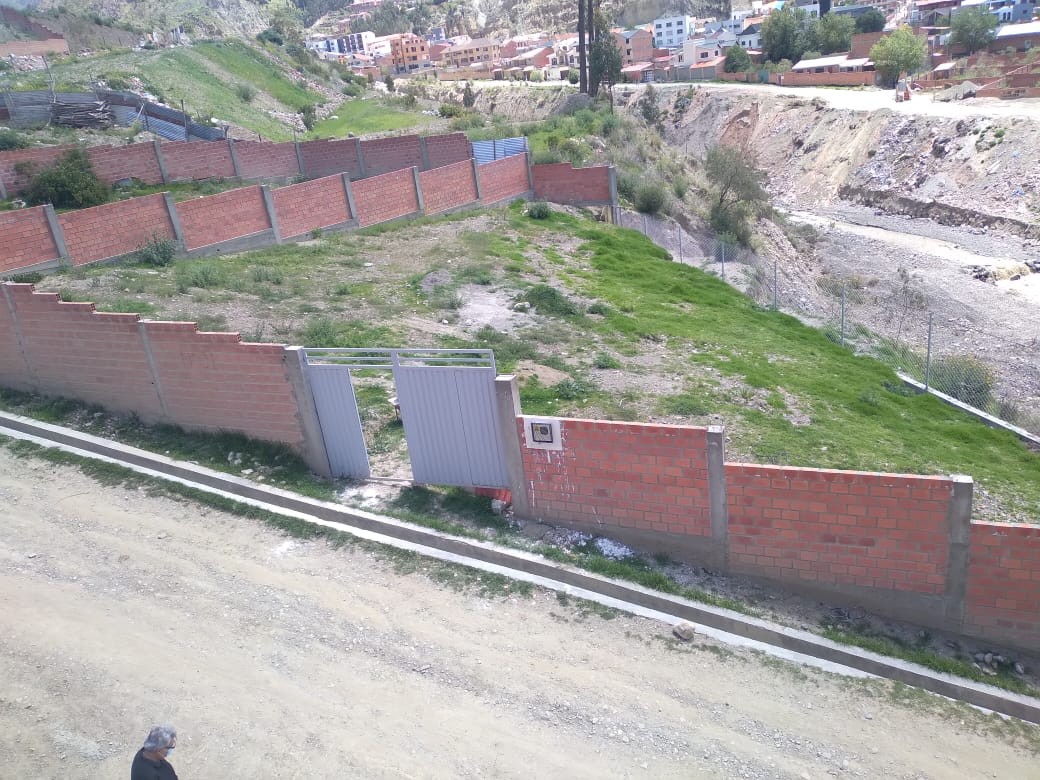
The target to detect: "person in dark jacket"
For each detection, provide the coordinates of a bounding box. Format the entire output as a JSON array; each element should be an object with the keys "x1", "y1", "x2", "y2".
[{"x1": 130, "y1": 724, "x2": 179, "y2": 780}]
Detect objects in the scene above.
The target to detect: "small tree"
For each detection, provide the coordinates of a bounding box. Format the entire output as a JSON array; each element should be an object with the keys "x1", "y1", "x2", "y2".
[
  {"x1": 588, "y1": 31, "x2": 622, "y2": 99},
  {"x1": 23, "y1": 149, "x2": 110, "y2": 209},
  {"x1": 869, "y1": 26, "x2": 928, "y2": 85},
  {"x1": 704, "y1": 144, "x2": 769, "y2": 246},
  {"x1": 855, "y1": 8, "x2": 887, "y2": 34},
  {"x1": 724, "y1": 45, "x2": 752, "y2": 73},
  {"x1": 384, "y1": 73, "x2": 396, "y2": 92},
  {"x1": 462, "y1": 80, "x2": 476, "y2": 107},
  {"x1": 950, "y1": 6, "x2": 999, "y2": 55},
  {"x1": 637, "y1": 83, "x2": 663, "y2": 129}
]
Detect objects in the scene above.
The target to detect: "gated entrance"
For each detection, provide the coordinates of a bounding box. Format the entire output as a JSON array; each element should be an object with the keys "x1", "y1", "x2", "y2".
[{"x1": 303, "y1": 348, "x2": 510, "y2": 489}]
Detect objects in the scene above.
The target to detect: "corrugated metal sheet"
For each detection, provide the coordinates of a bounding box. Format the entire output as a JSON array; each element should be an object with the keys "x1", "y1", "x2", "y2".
[
  {"x1": 393, "y1": 366, "x2": 508, "y2": 488},
  {"x1": 307, "y1": 365, "x2": 371, "y2": 479},
  {"x1": 472, "y1": 136, "x2": 528, "y2": 165}
]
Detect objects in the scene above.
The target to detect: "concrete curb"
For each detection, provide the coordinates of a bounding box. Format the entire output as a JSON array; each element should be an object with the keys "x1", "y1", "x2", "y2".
[{"x1": 1, "y1": 410, "x2": 1038, "y2": 726}]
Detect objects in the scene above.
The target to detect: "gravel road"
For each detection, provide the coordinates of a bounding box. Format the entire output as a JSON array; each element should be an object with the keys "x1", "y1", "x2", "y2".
[{"x1": 1, "y1": 449, "x2": 1037, "y2": 779}]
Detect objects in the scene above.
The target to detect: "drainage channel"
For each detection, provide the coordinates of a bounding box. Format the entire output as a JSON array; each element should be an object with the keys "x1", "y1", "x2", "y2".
[{"x1": 1, "y1": 409, "x2": 1038, "y2": 726}]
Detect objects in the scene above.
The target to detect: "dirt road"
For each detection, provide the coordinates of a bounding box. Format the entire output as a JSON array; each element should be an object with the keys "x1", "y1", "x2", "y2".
[{"x1": 0, "y1": 448, "x2": 1037, "y2": 779}]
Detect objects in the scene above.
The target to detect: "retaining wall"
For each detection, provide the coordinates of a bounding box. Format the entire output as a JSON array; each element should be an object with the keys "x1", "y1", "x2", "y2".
[
  {"x1": 0, "y1": 207, "x2": 60, "y2": 274},
  {"x1": 0, "y1": 38, "x2": 69, "y2": 57},
  {"x1": 177, "y1": 186, "x2": 270, "y2": 251},
  {"x1": 272, "y1": 175, "x2": 353, "y2": 239},
  {"x1": 479, "y1": 154, "x2": 532, "y2": 204},
  {"x1": 419, "y1": 159, "x2": 478, "y2": 215},
  {"x1": 57, "y1": 194, "x2": 175, "y2": 266},
  {"x1": 351, "y1": 167, "x2": 421, "y2": 227},
  {"x1": 965, "y1": 523, "x2": 1040, "y2": 651},
  {"x1": 532, "y1": 162, "x2": 614, "y2": 205}
]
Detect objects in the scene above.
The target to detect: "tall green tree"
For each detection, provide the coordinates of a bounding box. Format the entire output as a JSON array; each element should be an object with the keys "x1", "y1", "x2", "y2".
[
  {"x1": 589, "y1": 33, "x2": 622, "y2": 100},
  {"x1": 869, "y1": 26, "x2": 928, "y2": 85},
  {"x1": 950, "y1": 6, "x2": 999, "y2": 55},
  {"x1": 723, "y1": 44, "x2": 752, "y2": 73},
  {"x1": 761, "y1": 7, "x2": 817, "y2": 64},
  {"x1": 855, "y1": 8, "x2": 887, "y2": 34},
  {"x1": 704, "y1": 144, "x2": 769, "y2": 246},
  {"x1": 816, "y1": 13, "x2": 855, "y2": 55},
  {"x1": 577, "y1": 0, "x2": 588, "y2": 93}
]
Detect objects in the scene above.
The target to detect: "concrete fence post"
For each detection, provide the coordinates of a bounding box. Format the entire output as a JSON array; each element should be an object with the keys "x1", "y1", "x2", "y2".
[
  {"x1": 152, "y1": 139, "x2": 169, "y2": 184},
  {"x1": 608, "y1": 165, "x2": 618, "y2": 206},
  {"x1": 161, "y1": 193, "x2": 185, "y2": 250},
  {"x1": 418, "y1": 135, "x2": 431, "y2": 170},
  {"x1": 412, "y1": 166, "x2": 425, "y2": 215},
  {"x1": 294, "y1": 140, "x2": 305, "y2": 177},
  {"x1": 137, "y1": 321, "x2": 169, "y2": 417},
  {"x1": 0, "y1": 174, "x2": 7, "y2": 200},
  {"x1": 283, "y1": 346, "x2": 333, "y2": 479},
  {"x1": 524, "y1": 150, "x2": 535, "y2": 195},
  {"x1": 471, "y1": 158, "x2": 483, "y2": 202},
  {"x1": 707, "y1": 425, "x2": 729, "y2": 571},
  {"x1": 260, "y1": 185, "x2": 281, "y2": 243},
  {"x1": 1, "y1": 283, "x2": 37, "y2": 389},
  {"x1": 341, "y1": 173, "x2": 358, "y2": 223},
  {"x1": 42, "y1": 204, "x2": 70, "y2": 262},
  {"x1": 494, "y1": 375, "x2": 529, "y2": 518},
  {"x1": 355, "y1": 137, "x2": 368, "y2": 179},
  {"x1": 943, "y1": 475, "x2": 974, "y2": 627},
  {"x1": 227, "y1": 138, "x2": 241, "y2": 178}
]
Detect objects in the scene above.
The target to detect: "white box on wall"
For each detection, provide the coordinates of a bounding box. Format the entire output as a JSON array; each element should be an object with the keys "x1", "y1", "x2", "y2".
[{"x1": 522, "y1": 417, "x2": 562, "y2": 451}]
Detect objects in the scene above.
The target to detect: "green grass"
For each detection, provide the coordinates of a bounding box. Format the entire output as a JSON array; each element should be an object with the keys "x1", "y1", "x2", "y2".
[
  {"x1": 308, "y1": 98, "x2": 433, "y2": 138},
  {"x1": 194, "y1": 41, "x2": 318, "y2": 111}
]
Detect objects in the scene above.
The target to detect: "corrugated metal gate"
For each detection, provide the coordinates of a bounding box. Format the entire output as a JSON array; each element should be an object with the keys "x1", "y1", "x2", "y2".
[
  {"x1": 471, "y1": 137, "x2": 529, "y2": 165},
  {"x1": 303, "y1": 349, "x2": 508, "y2": 488}
]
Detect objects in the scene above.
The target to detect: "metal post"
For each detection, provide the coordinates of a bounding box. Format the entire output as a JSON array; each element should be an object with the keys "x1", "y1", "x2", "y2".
[
  {"x1": 181, "y1": 99, "x2": 188, "y2": 141},
  {"x1": 840, "y1": 283, "x2": 846, "y2": 347},
  {"x1": 678, "y1": 226, "x2": 683, "y2": 264},
  {"x1": 772, "y1": 257, "x2": 778, "y2": 310},
  {"x1": 642, "y1": 214, "x2": 647, "y2": 235},
  {"x1": 720, "y1": 241, "x2": 726, "y2": 281},
  {"x1": 925, "y1": 312, "x2": 933, "y2": 390}
]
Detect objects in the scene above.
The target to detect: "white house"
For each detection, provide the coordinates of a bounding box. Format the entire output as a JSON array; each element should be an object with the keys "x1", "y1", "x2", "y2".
[{"x1": 653, "y1": 14, "x2": 696, "y2": 48}]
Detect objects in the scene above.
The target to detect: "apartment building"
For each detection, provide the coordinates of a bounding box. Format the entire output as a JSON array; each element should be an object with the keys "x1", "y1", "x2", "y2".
[
  {"x1": 390, "y1": 32, "x2": 431, "y2": 72},
  {"x1": 653, "y1": 15, "x2": 696, "y2": 48},
  {"x1": 443, "y1": 38, "x2": 501, "y2": 67}
]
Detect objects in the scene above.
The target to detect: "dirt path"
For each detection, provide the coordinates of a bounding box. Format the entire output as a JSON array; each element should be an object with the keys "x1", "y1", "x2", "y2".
[{"x1": 0, "y1": 448, "x2": 1037, "y2": 779}]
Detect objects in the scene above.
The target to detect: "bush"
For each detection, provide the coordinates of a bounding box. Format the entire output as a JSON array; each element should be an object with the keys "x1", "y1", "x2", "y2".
[
  {"x1": 567, "y1": 70, "x2": 579, "y2": 84},
  {"x1": 527, "y1": 201, "x2": 551, "y2": 219},
  {"x1": 529, "y1": 71, "x2": 544, "y2": 83},
  {"x1": 342, "y1": 83, "x2": 362, "y2": 97},
  {"x1": 22, "y1": 149, "x2": 110, "y2": 209},
  {"x1": 0, "y1": 129, "x2": 29, "y2": 151},
  {"x1": 931, "y1": 355, "x2": 994, "y2": 409},
  {"x1": 634, "y1": 183, "x2": 666, "y2": 215},
  {"x1": 135, "y1": 235, "x2": 177, "y2": 267},
  {"x1": 299, "y1": 104, "x2": 317, "y2": 130},
  {"x1": 523, "y1": 284, "x2": 579, "y2": 316},
  {"x1": 235, "y1": 83, "x2": 255, "y2": 102},
  {"x1": 384, "y1": 74, "x2": 395, "y2": 92},
  {"x1": 438, "y1": 102, "x2": 465, "y2": 118},
  {"x1": 462, "y1": 81, "x2": 476, "y2": 108},
  {"x1": 257, "y1": 28, "x2": 284, "y2": 46},
  {"x1": 616, "y1": 172, "x2": 639, "y2": 201}
]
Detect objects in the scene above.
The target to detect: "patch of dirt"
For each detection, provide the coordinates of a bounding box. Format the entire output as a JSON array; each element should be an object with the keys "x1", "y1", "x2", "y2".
[{"x1": 514, "y1": 361, "x2": 570, "y2": 385}]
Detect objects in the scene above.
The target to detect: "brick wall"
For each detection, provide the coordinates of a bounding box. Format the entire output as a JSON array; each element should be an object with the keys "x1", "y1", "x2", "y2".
[
  {"x1": 235, "y1": 140, "x2": 301, "y2": 180},
  {"x1": 532, "y1": 163, "x2": 613, "y2": 205},
  {"x1": 0, "y1": 145, "x2": 74, "y2": 196},
  {"x1": 351, "y1": 167, "x2": 419, "y2": 227},
  {"x1": 0, "y1": 283, "x2": 309, "y2": 449},
  {"x1": 419, "y1": 159, "x2": 477, "y2": 215},
  {"x1": 161, "y1": 141, "x2": 236, "y2": 182},
  {"x1": 423, "y1": 132, "x2": 472, "y2": 168},
  {"x1": 726, "y1": 464, "x2": 952, "y2": 594},
  {"x1": 478, "y1": 154, "x2": 530, "y2": 204},
  {"x1": 851, "y1": 31, "x2": 886, "y2": 59},
  {"x1": 773, "y1": 71, "x2": 876, "y2": 87},
  {"x1": 0, "y1": 207, "x2": 60, "y2": 274},
  {"x1": 360, "y1": 135, "x2": 423, "y2": 176},
  {"x1": 86, "y1": 143, "x2": 165, "y2": 186},
  {"x1": 177, "y1": 186, "x2": 270, "y2": 251},
  {"x1": 521, "y1": 419, "x2": 714, "y2": 538},
  {"x1": 58, "y1": 194, "x2": 175, "y2": 265},
  {"x1": 0, "y1": 39, "x2": 69, "y2": 57},
  {"x1": 272, "y1": 175, "x2": 351, "y2": 239},
  {"x1": 964, "y1": 523, "x2": 1040, "y2": 651},
  {"x1": 0, "y1": 285, "x2": 30, "y2": 390},
  {"x1": 299, "y1": 139, "x2": 362, "y2": 180}
]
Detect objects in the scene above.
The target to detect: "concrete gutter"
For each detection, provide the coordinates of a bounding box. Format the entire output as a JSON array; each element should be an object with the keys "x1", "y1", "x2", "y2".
[{"x1": 1, "y1": 409, "x2": 1038, "y2": 726}]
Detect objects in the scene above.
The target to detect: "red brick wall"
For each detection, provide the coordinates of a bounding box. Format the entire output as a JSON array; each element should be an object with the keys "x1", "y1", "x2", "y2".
[
  {"x1": 299, "y1": 139, "x2": 362, "y2": 180},
  {"x1": 964, "y1": 523, "x2": 1040, "y2": 651},
  {"x1": 58, "y1": 194, "x2": 175, "y2": 265},
  {"x1": 272, "y1": 175, "x2": 351, "y2": 239},
  {"x1": 423, "y1": 132, "x2": 472, "y2": 168},
  {"x1": 478, "y1": 154, "x2": 530, "y2": 204},
  {"x1": 419, "y1": 159, "x2": 477, "y2": 215},
  {"x1": 161, "y1": 141, "x2": 236, "y2": 182},
  {"x1": 177, "y1": 186, "x2": 270, "y2": 251},
  {"x1": 0, "y1": 284, "x2": 31, "y2": 390},
  {"x1": 726, "y1": 464, "x2": 953, "y2": 594},
  {"x1": 0, "y1": 39, "x2": 69, "y2": 57},
  {"x1": 351, "y1": 167, "x2": 419, "y2": 227},
  {"x1": 360, "y1": 135, "x2": 423, "y2": 176},
  {"x1": 532, "y1": 163, "x2": 612, "y2": 205},
  {"x1": 86, "y1": 143, "x2": 164, "y2": 186},
  {"x1": 520, "y1": 419, "x2": 713, "y2": 537},
  {"x1": 234, "y1": 141, "x2": 300, "y2": 180},
  {"x1": 0, "y1": 145, "x2": 74, "y2": 196},
  {"x1": 0, "y1": 207, "x2": 60, "y2": 273},
  {"x1": 774, "y1": 71, "x2": 876, "y2": 87},
  {"x1": 851, "y1": 31, "x2": 886, "y2": 59}
]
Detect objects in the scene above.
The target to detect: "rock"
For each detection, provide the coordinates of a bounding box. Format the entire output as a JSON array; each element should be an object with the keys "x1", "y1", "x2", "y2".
[
  {"x1": 26, "y1": 553, "x2": 37, "y2": 559},
  {"x1": 672, "y1": 621, "x2": 697, "y2": 642},
  {"x1": 513, "y1": 301, "x2": 531, "y2": 312},
  {"x1": 974, "y1": 652, "x2": 986, "y2": 663},
  {"x1": 157, "y1": 532, "x2": 167, "y2": 540},
  {"x1": 490, "y1": 499, "x2": 506, "y2": 515},
  {"x1": 985, "y1": 652, "x2": 993, "y2": 665},
  {"x1": 1015, "y1": 662, "x2": 1026, "y2": 675},
  {"x1": 241, "y1": 468, "x2": 254, "y2": 475}
]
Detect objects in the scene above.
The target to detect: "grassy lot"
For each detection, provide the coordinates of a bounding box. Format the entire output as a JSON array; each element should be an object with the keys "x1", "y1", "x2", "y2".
[
  {"x1": 29, "y1": 202, "x2": 1040, "y2": 523},
  {"x1": 308, "y1": 98, "x2": 434, "y2": 138},
  {"x1": 194, "y1": 41, "x2": 318, "y2": 111}
]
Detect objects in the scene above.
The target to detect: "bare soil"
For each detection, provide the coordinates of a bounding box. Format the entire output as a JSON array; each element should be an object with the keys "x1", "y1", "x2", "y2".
[{"x1": 1, "y1": 448, "x2": 1038, "y2": 779}]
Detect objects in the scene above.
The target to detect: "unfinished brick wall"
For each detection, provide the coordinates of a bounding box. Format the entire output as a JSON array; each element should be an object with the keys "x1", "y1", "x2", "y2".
[
  {"x1": 361, "y1": 135, "x2": 423, "y2": 176},
  {"x1": 772, "y1": 71, "x2": 876, "y2": 87},
  {"x1": 234, "y1": 140, "x2": 301, "y2": 180},
  {"x1": 161, "y1": 141, "x2": 236, "y2": 182},
  {"x1": 0, "y1": 145, "x2": 73, "y2": 196},
  {"x1": 725, "y1": 464, "x2": 952, "y2": 594},
  {"x1": 299, "y1": 139, "x2": 362, "y2": 180},
  {"x1": 0, "y1": 285, "x2": 31, "y2": 387},
  {"x1": 272, "y1": 175, "x2": 352, "y2": 239},
  {"x1": 86, "y1": 143, "x2": 165, "y2": 186},
  {"x1": 0, "y1": 207, "x2": 60, "y2": 274},
  {"x1": 177, "y1": 186, "x2": 270, "y2": 251},
  {"x1": 423, "y1": 132, "x2": 472, "y2": 168},
  {"x1": 351, "y1": 167, "x2": 419, "y2": 227},
  {"x1": 478, "y1": 154, "x2": 531, "y2": 204},
  {"x1": 532, "y1": 163, "x2": 613, "y2": 205},
  {"x1": 58, "y1": 194, "x2": 175, "y2": 265},
  {"x1": 419, "y1": 160, "x2": 477, "y2": 215},
  {"x1": 520, "y1": 419, "x2": 714, "y2": 537},
  {"x1": 964, "y1": 523, "x2": 1040, "y2": 651}
]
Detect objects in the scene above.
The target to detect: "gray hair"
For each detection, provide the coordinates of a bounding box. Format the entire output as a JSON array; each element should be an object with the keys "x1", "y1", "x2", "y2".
[{"x1": 142, "y1": 725, "x2": 177, "y2": 751}]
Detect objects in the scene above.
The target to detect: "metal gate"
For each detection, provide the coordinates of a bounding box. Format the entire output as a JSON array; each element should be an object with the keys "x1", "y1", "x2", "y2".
[
  {"x1": 305, "y1": 363, "x2": 370, "y2": 479},
  {"x1": 303, "y1": 349, "x2": 509, "y2": 488}
]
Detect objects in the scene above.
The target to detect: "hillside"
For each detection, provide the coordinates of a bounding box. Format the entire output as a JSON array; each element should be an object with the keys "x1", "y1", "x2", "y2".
[{"x1": 32, "y1": 0, "x2": 268, "y2": 38}]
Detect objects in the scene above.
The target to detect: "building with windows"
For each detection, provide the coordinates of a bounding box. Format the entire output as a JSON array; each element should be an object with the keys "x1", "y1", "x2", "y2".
[
  {"x1": 443, "y1": 38, "x2": 501, "y2": 68},
  {"x1": 390, "y1": 32, "x2": 431, "y2": 72},
  {"x1": 614, "y1": 28, "x2": 654, "y2": 64},
  {"x1": 343, "y1": 31, "x2": 375, "y2": 54},
  {"x1": 652, "y1": 14, "x2": 696, "y2": 48}
]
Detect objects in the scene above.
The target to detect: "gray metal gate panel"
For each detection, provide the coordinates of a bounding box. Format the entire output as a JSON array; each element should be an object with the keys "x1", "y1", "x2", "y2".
[
  {"x1": 472, "y1": 136, "x2": 529, "y2": 165},
  {"x1": 393, "y1": 365, "x2": 508, "y2": 488},
  {"x1": 307, "y1": 365, "x2": 370, "y2": 479}
]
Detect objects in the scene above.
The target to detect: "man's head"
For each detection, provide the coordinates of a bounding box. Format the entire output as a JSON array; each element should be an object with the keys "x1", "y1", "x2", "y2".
[{"x1": 142, "y1": 725, "x2": 177, "y2": 759}]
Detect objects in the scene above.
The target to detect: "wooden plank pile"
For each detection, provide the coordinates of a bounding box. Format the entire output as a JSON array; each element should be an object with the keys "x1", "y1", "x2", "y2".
[{"x1": 50, "y1": 100, "x2": 115, "y2": 128}]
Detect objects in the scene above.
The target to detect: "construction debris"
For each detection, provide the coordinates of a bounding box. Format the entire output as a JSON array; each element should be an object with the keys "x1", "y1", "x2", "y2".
[{"x1": 50, "y1": 100, "x2": 115, "y2": 129}]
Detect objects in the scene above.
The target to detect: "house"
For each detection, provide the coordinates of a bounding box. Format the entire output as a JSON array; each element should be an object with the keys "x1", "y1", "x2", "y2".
[
  {"x1": 958, "y1": 0, "x2": 1038, "y2": 24},
  {"x1": 621, "y1": 61, "x2": 655, "y2": 82},
  {"x1": 614, "y1": 28, "x2": 655, "y2": 64},
  {"x1": 682, "y1": 28, "x2": 738, "y2": 64},
  {"x1": 443, "y1": 38, "x2": 501, "y2": 68},
  {"x1": 343, "y1": 31, "x2": 375, "y2": 54},
  {"x1": 792, "y1": 53, "x2": 872, "y2": 71},
  {"x1": 390, "y1": 33, "x2": 431, "y2": 72},
  {"x1": 366, "y1": 35, "x2": 394, "y2": 58},
  {"x1": 794, "y1": 0, "x2": 823, "y2": 17},
  {"x1": 990, "y1": 19, "x2": 1040, "y2": 50},
  {"x1": 738, "y1": 19, "x2": 765, "y2": 48},
  {"x1": 503, "y1": 46, "x2": 556, "y2": 70},
  {"x1": 653, "y1": 14, "x2": 696, "y2": 48},
  {"x1": 500, "y1": 32, "x2": 550, "y2": 58}
]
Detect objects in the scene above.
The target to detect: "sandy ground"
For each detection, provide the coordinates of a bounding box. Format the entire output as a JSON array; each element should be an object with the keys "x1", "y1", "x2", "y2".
[{"x1": 1, "y1": 448, "x2": 1038, "y2": 779}]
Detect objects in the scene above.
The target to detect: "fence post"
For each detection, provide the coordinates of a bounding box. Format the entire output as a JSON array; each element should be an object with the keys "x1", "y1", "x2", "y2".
[
  {"x1": 226, "y1": 138, "x2": 241, "y2": 178},
  {"x1": 294, "y1": 132, "x2": 305, "y2": 177},
  {"x1": 341, "y1": 173, "x2": 358, "y2": 222},
  {"x1": 942, "y1": 474, "x2": 973, "y2": 628},
  {"x1": 642, "y1": 214, "x2": 648, "y2": 235},
  {"x1": 418, "y1": 135, "x2": 431, "y2": 170},
  {"x1": 42, "y1": 204, "x2": 70, "y2": 262},
  {"x1": 772, "y1": 257, "x2": 778, "y2": 310},
  {"x1": 470, "y1": 158, "x2": 483, "y2": 202},
  {"x1": 161, "y1": 193, "x2": 185, "y2": 250},
  {"x1": 180, "y1": 99, "x2": 188, "y2": 141},
  {"x1": 925, "y1": 312, "x2": 933, "y2": 390},
  {"x1": 678, "y1": 225, "x2": 683, "y2": 264},
  {"x1": 260, "y1": 185, "x2": 282, "y2": 243},
  {"x1": 355, "y1": 137, "x2": 368, "y2": 178},
  {"x1": 608, "y1": 165, "x2": 618, "y2": 206},
  {"x1": 840, "y1": 283, "x2": 846, "y2": 347},
  {"x1": 524, "y1": 150, "x2": 535, "y2": 194},
  {"x1": 411, "y1": 166, "x2": 425, "y2": 215},
  {"x1": 707, "y1": 425, "x2": 729, "y2": 571},
  {"x1": 720, "y1": 241, "x2": 726, "y2": 281},
  {"x1": 152, "y1": 140, "x2": 168, "y2": 184},
  {"x1": 494, "y1": 375, "x2": 530, "y2": 518}
]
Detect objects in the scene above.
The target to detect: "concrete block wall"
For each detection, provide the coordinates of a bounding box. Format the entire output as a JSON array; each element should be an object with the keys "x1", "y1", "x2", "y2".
[
  {"x1": 86, "y1": 143, "x2": 165, "y2": 186},
  {"x1": 234, "y1": 140, "x2": 301, "y2": 180},
  {"x1": 161, "y1": 141, "x2": 237, "y2": 182},
  {"x1": 58, "y1": 194, "x2": 175, "y2": 266},
  {"x1": 351, "y1": 167, "x2": 420, "y2": 227},
  {"x1": 0, "y1": 207, "x2": 60, "y2": 274},
  {"x1": 272, "y1": 175, "x2": 352, "y2": 239},
  {"x1": 965, "y1": 523, "x2": 1040, "y2": 651},
  {"x1": 532, "y1": 162, "x2": 613, "y2": 206},
  {"x1": 299, "y1": 139, "x2": 362, "y2": 180},
  {"x1": 360, "y1": 135, "x2": 423, "y2": 176},
  {"x1": 419, "y1": 159, "x2": 478, "y2": 215},
  {"x1": 177, "y1": 186, "x2": 270, "y2": 251},
  {"x1": 479, "y1": 154, "x2": 531, "y2": 204}
]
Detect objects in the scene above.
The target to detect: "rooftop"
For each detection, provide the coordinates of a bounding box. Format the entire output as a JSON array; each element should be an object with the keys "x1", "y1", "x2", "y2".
[{"x1": 995, "y1": 20, "x2": 1040, "y2": 38}]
